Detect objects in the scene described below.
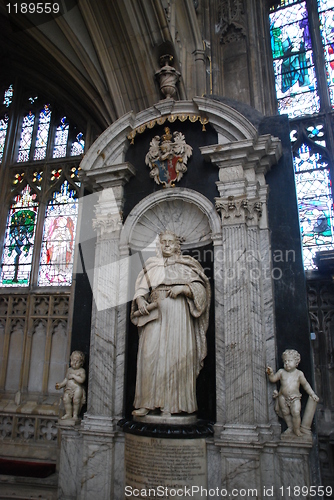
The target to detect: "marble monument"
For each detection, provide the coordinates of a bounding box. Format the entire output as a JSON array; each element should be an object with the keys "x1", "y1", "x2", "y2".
[{"x1": 130, "y1": 230, "x2": 211, "y2": 418}]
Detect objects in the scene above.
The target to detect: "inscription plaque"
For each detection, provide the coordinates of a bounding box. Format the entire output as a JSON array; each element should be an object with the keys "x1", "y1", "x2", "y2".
[{"x1": 125, "y1": 434, "x2": 207, "y2": 499}]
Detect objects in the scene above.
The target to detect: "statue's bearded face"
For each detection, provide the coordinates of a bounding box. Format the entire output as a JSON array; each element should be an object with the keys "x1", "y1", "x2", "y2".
[{"x1": 160, "y1": 234, "x2": 177, "y2": 257}]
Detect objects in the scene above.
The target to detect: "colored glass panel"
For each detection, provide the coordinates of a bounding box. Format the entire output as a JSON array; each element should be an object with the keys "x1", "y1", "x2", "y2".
[
  {"x1": 38, "y1": 180, "x2": 79, "y2": 286},
  {"x1": 0, "y1": 185, "x2": 39, "y2": 286},
  {"x1": 53, "y1": 117, "x2": 69, "y2": 158},
  {"x1": 294, "y1": 144, "x2": 328, "y2": 171},
  {"x1": 33, "y1": 105, "x2": 51, "y2": 161},
  {"x1": 306, "y1": 124, "x2": 326, "y2": 146},
  {"x1": 17, "y1": 112, "x2": 35, "y2": 162},
  {"x1": 271, "y1": 0, "x2": 300, "y2": 7},
  {"x1": 318, "y1": 0, "x2": 334, "y2": 106},
  {"x1": 270, "y1": 2, "x2": 320, "y2": 117},
  {"x1": 3, "y1": 84, "x2": 13, "y2": 108},
  {"x1": 70, "y1": 133, "x2": 85, "y2": 156},
  {"x1": 0, "y1": 114, "x2": 9, "y2": 162},
  {"x1": 294, "y1": 144, "x2": 334, "y2": 268}
]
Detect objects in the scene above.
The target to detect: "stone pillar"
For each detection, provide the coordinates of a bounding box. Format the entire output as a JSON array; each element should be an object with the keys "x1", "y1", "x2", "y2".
[
  {"x1": 79, "y1": 163, "x2": 134, "y2": 500},
  {"x1": 201, "y1": 136, "x2": 281, "y2": 441},
  {"x1": 201, "y1": 136, "x2": 316, "y2": 496},
  {"x1": 82, "y1": 163, "x2": 134, "y2": 422},
  {"x1": 57, "y1": 425, "x2": 82, "y2": 500}
]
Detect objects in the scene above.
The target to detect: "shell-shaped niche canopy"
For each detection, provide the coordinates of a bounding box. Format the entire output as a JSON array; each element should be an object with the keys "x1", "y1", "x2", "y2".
[{"x1": 129, "y1": 199, "x2": 212, "y2": 252}]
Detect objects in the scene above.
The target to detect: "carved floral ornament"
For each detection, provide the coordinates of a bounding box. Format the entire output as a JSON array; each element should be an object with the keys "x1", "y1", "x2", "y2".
[
  {"x1": 127, "y1": 114, "x2": 209, "y2": 145},
  {"x1": 215, "y1": 196, "x2": 263, "y2": 221}
]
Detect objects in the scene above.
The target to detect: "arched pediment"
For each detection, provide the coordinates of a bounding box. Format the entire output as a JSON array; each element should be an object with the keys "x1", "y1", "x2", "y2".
[{"x1": 80, "y1": 97, "x2": 259, "y2": 173}]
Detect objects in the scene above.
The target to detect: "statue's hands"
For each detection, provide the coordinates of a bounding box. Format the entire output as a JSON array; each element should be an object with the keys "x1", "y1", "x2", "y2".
[
  {"x1": 312, "y1": 393, "x2": 319, "y2": 402},
  {"x1": 168, "y1": 285, "x2": 189, "y2": 299},
  {"x1": 55, "y1": 383, "x2": 60, "y2": 390},
  {"x1": 266, "y1": 366, "x2": 274, "y2": 376},
  {"x1": 136, "y1": 296, "x2": 149, "y2": 315}
]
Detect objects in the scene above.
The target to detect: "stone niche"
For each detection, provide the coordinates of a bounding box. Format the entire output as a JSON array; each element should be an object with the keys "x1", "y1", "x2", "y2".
[{"x1": 57, "y1": 97, "x2": 317, "y2": 500}]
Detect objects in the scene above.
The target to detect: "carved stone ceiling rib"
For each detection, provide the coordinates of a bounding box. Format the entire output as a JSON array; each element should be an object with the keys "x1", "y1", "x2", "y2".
[{"x1": 0, "y1": 0, "x2": 172, "y2": 130}]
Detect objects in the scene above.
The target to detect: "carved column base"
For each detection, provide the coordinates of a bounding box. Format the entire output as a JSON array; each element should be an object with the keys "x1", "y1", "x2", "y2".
[
  {"x1": 81, "y1": 413, "x2": 116, "y2": 433},
  {"x1": 212, "y1": 437, "x2": 312, "y2": 499},
  {"x1": 80, "y1": 432, "x2": 116, "y2": 500},
  {"x1": 57, "y1": 425, "x2": 83, "y2": 500},
  {"x1": 215, "y1": 423, "x2": 281, "y2": 444}
]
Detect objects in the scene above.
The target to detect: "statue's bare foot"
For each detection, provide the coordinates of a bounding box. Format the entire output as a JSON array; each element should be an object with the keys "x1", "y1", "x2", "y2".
[
  {"x1": 294, "y1": 428, "x2": 302, "y2": 437},
  {"x1": 61, "y1": 414, "x2": 72, "y2": 420},
  {"x1": 283, "y1": 427, "x2": 293, "y2": 435},
  {"x1": 132, "y1": 408, "x2": 149, "y2": 416}
]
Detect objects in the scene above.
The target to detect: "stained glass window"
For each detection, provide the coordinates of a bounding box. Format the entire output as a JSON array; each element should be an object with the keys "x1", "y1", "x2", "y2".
[
  {"x1": 293, "y1": 143, "x2": 334, "y2": 268},
  {"x1": 70, "y1": 132, "x2": 85, "y2": 156},
  {"x1": 33, "y1": 105, "x2": 52, "y2": 161},
  {"x1": 0, "y1": 83, "x2": 85, "y2": 288},
  {"x1": 38, "y1": 180, "x2": 79, "y2": 286},
  {"x1": 17, "y1": 111, "x2": 35, "y2": 162},
  {"x1": 53, "y1": 117, "x2": 69, "y2": 158},
  {"x1": 270, "y1": 1, "x2": 334, "y2": 270},
  {"x1": 0, "y1": 185, "x2": 39, "y2": 286},
  {"x1": 318, "y1": 0, "x2": 334, "y2": 106},
  {"x1": 269, "y1": 1, "x2": 320, "y2": 117},
  {"x1": 3, "y1": 84, "x2": 13, "y2": 108},
  {"x1": 0, "y1": 115, "x2": 9, "y2": 162},
  {"x1": 0, "y1": 85, "x2": 14, "y2": 163}
]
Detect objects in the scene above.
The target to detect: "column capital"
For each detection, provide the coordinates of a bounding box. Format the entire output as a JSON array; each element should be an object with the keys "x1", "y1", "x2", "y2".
[{"x1": 215, "y1": 195, "x2": 263, "y2": 226}]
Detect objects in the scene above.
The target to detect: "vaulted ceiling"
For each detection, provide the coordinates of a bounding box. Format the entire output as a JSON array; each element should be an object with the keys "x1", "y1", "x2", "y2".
[{"x1": 0, "y1": 0, "x2": 205, "y2": 133}]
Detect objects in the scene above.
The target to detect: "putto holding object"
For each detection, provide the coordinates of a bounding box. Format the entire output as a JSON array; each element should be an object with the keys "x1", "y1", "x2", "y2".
[{"x1": 266, "y1": 349, "x2": 319, "y2": 438}]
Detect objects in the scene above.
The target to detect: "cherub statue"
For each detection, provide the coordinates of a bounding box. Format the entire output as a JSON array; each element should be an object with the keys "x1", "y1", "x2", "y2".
[
  {"x1": 55, "y1": 351, "x2": 86, "y2": 420},
  {"x1": 266, "y1": 349, "x2": 319, "y2": 437}
]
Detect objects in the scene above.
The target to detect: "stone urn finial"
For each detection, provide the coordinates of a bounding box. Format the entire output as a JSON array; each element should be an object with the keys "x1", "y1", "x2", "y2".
[{"x1": 155, "y1": 54, "x2": 181, "y2": 100}]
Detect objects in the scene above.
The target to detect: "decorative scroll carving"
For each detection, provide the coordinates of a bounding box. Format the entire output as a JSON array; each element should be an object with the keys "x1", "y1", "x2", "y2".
[
  {"x1": 215, "y1": 196, "x2": 262, "y2": 222},
  {"x1": 217, "y1": 0, "x2": 246, "y2": 45},
  {"x1": 92, "y1": 213, "x2": 123, "y2": 239}
]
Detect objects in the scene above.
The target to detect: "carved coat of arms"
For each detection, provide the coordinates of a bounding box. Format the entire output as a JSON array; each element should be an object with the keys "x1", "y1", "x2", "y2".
[{"x1": 145, "y1": 127, "x2": 192, "y2": 187}]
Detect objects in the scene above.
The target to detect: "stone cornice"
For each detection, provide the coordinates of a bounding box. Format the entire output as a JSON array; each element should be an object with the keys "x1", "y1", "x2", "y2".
[
  {"x1": 200, "y1": 135, "x2": 282, "y2": 175},
  {"x1": 83, "y1": 162, "x2": 135, "y2": 189}
]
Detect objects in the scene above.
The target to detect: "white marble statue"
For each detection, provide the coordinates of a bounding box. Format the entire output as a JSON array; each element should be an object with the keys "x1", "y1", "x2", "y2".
[
  {"x1": 55, "y1": 350, "x2": 86, "y2": 420},
  {"x1": 266, "y1": 349, "x2": 319, "y2": 437},
  {"x1": 131, "y1": 231, "x2": 211, "y2": 417}
]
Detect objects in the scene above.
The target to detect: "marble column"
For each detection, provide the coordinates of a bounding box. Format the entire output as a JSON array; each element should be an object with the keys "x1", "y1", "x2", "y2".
[
  {"x1": 201, "y1": 136, "x2": 316, "y2": 495},
  {"x1": 76, "y1": 163, "x2": 134, "y2": 500},
  {"x1": 201, "y1": 136, "x2": 282, "y2": 441},
  {"x1": 57, "y1": 425, "x2": 83, "y2": 500}
]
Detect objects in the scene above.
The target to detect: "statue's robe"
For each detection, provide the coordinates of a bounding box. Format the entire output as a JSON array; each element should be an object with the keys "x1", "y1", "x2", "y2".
[{"x1": 131, "y1": 254, "x2": 210, "y2": 414}]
